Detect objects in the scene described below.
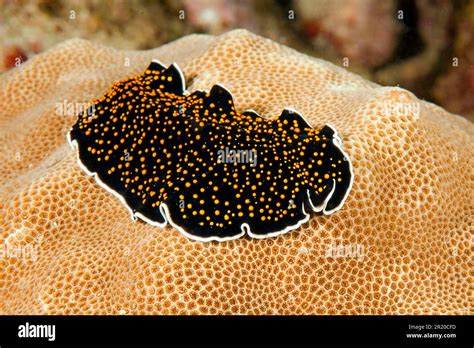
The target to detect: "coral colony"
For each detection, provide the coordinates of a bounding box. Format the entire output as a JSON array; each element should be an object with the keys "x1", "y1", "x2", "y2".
[{"x1": 68, "y1": 61, "x2": 353, "y2": 241}]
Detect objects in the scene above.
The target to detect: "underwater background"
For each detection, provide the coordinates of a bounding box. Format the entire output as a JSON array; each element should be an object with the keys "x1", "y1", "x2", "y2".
[{"x1": 1, "y1": 0, "x2": 473, "y2": 121}]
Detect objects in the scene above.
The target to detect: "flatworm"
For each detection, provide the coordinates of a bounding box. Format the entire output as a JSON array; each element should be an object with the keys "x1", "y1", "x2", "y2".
[{"x1": 67, "y1": 60, "x2": 354, "y2": 242}]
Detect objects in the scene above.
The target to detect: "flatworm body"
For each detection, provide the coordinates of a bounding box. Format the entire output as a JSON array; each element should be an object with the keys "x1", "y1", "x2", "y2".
[{"x1": 68, "y1": 61, "x2": 354, "y2": 242}]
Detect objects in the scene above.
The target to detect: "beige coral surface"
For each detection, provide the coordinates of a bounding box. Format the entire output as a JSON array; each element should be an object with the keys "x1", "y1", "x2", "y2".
[{"x1": 1, "y1": 30, "x2": 472, "y2": 314}]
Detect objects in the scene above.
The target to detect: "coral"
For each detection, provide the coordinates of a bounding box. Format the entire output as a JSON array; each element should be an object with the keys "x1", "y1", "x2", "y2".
[{"x1": 0, "y1": 30, "x2": 472, "y2": 315}]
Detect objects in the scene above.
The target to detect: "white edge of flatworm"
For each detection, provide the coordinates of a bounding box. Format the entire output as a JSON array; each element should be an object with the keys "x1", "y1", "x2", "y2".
[
  {"x1": 212, "y1": 83, "x2": 232, "y2": 95},
  {"x1": 159, "y1": 203, "x2": 246, "y2": 242},
  {"x1": 151, "y1": 59, "x2": 188, "y2": 96},
  {"x1": 69, "y1": 129, "x2": 244, "y2": 242},
  {"x1": 67, "y1": 107, "x2": 244, "y2": 242},
  {"x1": 320, "y1": 123, "x2": 354, "y2": 215},
  {"x1": 245, "y1": 202, "x2": 310, "y2": 240},
  {"x1": 306, "y1": 180, "x2": 337, "y2": 213},
  {"x1": 171, "y1": 62, "x2": 187, "y2": 95},
  {"x1": 151, "y1": 59, "x2": 166, "y2": 69},
  {"x1": 67, "y1": 131, "x2": 163, "y2": 225},
  {"x1": 67, "y1": 64, "x2": 353, "y2": 242},
  {"x1": 282, "y1": 106, "x2": 314, "y2": 128},
  {"x1": 242, "y1": 108, "x2": 259, "y2": 115}
]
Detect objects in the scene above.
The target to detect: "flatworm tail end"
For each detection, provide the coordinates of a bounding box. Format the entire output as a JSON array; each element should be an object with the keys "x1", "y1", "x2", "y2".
[{"x1": 319, "y1": 124, "x2": 354, "y2": 215}]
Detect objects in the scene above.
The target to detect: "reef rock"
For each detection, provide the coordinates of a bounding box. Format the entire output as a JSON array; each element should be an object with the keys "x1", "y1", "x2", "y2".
[{"x1": 1, "y1": 30, "x2": 472, "y2": 314}]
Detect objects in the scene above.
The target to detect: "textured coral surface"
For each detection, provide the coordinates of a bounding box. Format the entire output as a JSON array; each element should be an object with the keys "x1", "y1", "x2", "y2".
[{"x1": 1, "y1": 30, "x2": 472, "y2": 314}]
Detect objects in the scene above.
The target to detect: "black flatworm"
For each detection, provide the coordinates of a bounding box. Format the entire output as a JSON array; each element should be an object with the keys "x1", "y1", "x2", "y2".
[{"x1": 68, "y1": 60, "x2": 354, "y2": 242}]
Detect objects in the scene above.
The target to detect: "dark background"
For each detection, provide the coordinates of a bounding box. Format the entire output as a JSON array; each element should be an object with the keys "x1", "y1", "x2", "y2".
[{"x1": 1, "y1": 0, "x2": 473, "y2": 121}]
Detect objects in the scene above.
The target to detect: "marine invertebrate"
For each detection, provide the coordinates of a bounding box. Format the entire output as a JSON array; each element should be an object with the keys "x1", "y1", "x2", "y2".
[
  {"x1": 0, "y1": 30, "x2": 472, "y2": 315},
  {"x1": 68, "y1": 60, "x2": 353, "y2": 241}
]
